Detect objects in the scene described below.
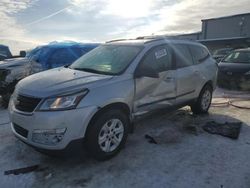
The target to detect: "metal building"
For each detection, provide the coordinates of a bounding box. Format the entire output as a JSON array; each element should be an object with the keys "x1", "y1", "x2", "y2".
[{"x1": 176, "y1": 13, "x2": 250, "y2": 52}]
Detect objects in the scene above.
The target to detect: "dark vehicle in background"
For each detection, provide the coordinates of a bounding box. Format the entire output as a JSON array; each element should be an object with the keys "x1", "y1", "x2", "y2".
[
  {"x1": 213, "y1": 48, "x2": 233, "y2": 62},
  {"x1": 0, "y1": 44, "x2": 27, "y2": 61},
  {"x1": 0, "y1": 42, "x2": 99, "y2": 106},
  {"x1": 0, "y1": 45, "x2": 12, "y2": 61},
  {"x1": 217, "y1": 48, "x2": 250, "y2": 90}
]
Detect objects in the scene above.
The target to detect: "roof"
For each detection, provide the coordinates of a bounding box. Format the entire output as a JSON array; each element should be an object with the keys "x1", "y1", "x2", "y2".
[
  {"x1": 235, "y1": 47, "x2": 250, "y2": 52},
  {"x1": 0, "y1": 44, "x2": 9, "y2": 48},
  {"x1": 41, "y1": 42, "x2": 100, "y2": 48},
  {"x1": 202, "y1": 12, "x2": 250, "y2": 22},
  {"x1": 106, "y1": 39, "x2": 151, "y2": 46}
]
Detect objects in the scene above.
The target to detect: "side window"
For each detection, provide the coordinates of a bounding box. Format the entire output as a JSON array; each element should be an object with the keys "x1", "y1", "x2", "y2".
[
  {"x1": 173, "y1": 44, "x2": 193, "y2": 68},
  {"x1": 189, "y1": 45, "x2": 209, "y2": 63},
  {"x1": 139, "y1": 45, "x2": 172, "y2": 73},
  {"x1": 48, "y1": 48, "x2": 77, "y2": 68}
]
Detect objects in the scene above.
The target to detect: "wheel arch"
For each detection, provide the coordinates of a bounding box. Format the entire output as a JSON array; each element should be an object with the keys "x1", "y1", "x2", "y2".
[
  {"x1": 85, "y1": 102, "x2": 132, "y2": 137},
  {"x1": 203, "y1": 80, "x2": 214, "y2": 91}
]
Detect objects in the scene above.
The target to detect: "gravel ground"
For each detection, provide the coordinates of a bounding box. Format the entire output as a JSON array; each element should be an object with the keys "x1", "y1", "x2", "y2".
[{"x1": 1, "y1": 88, "x2": 250, "y2": 188}]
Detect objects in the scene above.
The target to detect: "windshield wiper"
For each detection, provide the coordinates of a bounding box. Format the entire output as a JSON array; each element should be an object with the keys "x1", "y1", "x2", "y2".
[{"x1": 71, "y1": 67, "x2": 105, "y2": 74}]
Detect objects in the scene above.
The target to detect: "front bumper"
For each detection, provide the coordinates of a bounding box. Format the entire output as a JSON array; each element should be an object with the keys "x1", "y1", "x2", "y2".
[
  {"x1": 9, "y1": 101, "x2": 98, "y2": 150},
  {"x1": 217, "y1": 72, "x2": 250, "y2": 90}
]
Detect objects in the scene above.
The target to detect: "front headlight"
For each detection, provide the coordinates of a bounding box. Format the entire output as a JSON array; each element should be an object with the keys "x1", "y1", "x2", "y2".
[{"x1": 39, "y1": 90, "x2": 88, "y2": 111}]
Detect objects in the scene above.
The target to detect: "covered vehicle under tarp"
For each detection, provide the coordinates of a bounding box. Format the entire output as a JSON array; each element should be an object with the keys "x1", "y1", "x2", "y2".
[
  {"x1": 27, "y1": 42, "x2": 99, "y2": 70},
  {"x1": 0, "y1": 42, "x2": 99, "y2": 107}
]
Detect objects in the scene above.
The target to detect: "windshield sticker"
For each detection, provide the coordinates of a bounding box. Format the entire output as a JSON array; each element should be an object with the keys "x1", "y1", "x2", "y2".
[{"x1": 155, "y1": 49, "x2": 167, "y2": 59}]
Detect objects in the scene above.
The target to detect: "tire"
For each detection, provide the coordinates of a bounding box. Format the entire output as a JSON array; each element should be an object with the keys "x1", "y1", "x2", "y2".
[
  {"x1": 85, "y1": 109, "x2": 129, "y2": 161},
  {"x1": 191, "y1": 84, "x2": 213, "y2": 114}
]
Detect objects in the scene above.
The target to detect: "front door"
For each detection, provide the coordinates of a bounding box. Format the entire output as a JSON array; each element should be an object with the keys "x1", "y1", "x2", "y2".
[{"x1": 134, "y1": 45, "x2": 177, "y2": 115}]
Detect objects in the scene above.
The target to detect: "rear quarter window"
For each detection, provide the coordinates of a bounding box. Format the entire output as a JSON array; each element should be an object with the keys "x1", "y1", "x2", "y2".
[
  {"x1": 189, "y1": 45, "x2": 210, "y2": 64},
  {"x1": 172, "y1": 44, "x2": 193, "y2": 68}
]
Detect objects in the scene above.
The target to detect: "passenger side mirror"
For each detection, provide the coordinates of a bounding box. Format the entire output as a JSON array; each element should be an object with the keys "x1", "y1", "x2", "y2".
[
  {"x1": 135, "y1": 64, "x2": 159, "y2": 78},
  {"x1": 20, "y1": 51, "x2": 26, "y2": 57}
]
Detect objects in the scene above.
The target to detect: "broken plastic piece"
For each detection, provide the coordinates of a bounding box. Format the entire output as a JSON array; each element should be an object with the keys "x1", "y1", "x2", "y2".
[
  {"x1": 4, "y1": 165, "x2": 39, "y2": 175},
  {"x1": 203, "y1": 121, "x2": 242, "y2": 139},
  {"x1": 145, "y1": 134, "x2": 158, "y2": 144}
]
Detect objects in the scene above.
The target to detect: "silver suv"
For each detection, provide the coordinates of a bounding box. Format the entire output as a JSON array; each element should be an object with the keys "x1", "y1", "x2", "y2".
[{"x1": 9, "y1": 37, "x2": 218, "y2": 160}]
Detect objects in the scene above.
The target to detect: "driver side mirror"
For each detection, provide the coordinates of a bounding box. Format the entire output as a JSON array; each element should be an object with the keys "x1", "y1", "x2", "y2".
[{"x1": 135, "y1": 64, "x2": 159, "y2": 78}]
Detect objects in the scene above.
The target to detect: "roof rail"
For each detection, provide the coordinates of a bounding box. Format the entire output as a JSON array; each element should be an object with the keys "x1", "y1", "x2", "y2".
[
  {"x1": 106, "y1": 36, "x2": 166, "y2": 43},
  {"x1": 105, "y1": 35, "x2": 195, "y2": 45},
  {"x1": 105, "y1": 39, "x2": 131, "y2": 43}
]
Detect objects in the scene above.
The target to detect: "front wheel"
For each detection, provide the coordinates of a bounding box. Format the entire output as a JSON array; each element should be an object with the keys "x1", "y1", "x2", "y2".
[
  {"x1": 190, "y1": 85, "x2": 213, "y2": 114},
  {"x1": 85, "y1": 109, "x2": 129, "y2": 160}
]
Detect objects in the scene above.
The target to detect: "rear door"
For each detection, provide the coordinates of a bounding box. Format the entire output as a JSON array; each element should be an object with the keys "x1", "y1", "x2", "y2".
[
  {"x1": 189, "y1": 44, "x2": 216, "y2": 91},
  {"x1": 134, "y1": 44, "x2": 177, "y2": 115},
  {"x1": 173, "y1": 44, "x2": 198, "y2": 103}
]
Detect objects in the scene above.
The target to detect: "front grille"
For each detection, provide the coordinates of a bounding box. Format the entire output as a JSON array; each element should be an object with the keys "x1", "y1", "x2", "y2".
[
  {"x1": 15, "y1": 95, "x2": 41, "y2": 112},
  {"x1": 13, "y1": 123, "x2": 28, "y2": 138}
]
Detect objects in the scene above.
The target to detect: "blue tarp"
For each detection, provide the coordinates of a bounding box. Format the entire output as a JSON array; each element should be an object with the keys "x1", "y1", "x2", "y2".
[{"x1": 27, "y1": 42, "x2": 99, "y2": 69}]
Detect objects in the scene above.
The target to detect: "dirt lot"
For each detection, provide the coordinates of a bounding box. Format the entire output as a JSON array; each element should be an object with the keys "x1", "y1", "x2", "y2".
[{"x1": 1, "y1": 88, "x2": 250, "y2": 188}]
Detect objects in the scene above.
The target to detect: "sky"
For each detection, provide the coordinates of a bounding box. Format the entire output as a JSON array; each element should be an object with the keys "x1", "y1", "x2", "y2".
[{"x1": 1, "y1": 0, "x2": 250, "y2": 53}]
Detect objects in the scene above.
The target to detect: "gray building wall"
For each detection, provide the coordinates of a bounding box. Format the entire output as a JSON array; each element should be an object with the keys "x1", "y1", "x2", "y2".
[
  {"x1": 174, "y1": 13, "x2": 250, "y2": 53},
  {"x1": 202, "y1": 13, "x2": 250, "y2": 39}
]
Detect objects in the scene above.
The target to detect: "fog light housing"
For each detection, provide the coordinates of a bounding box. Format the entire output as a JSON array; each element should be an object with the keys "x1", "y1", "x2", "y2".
[{"x1": 32, "y1": 128, "x2": 66, "y2": 145}]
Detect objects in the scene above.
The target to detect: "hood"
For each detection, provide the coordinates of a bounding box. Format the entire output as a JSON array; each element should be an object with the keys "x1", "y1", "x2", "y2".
[
  {"x1": 218, "y1": 62, "x2": 250, "y2": 74},
  {"x1": 16, "y1": 67, "x2": 113, "y2": 98},
  {"x1": 0, "y1": 57, "x2": 30, "y2": 69}
]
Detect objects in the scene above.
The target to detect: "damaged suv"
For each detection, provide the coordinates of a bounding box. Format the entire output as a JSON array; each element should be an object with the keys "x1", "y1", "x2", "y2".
[
  {"x1": 9, "y1": 37, "x2": 218, "y2": 160},
  {"x1": 0, "y1": 42, "x2": 99, "y2": 106}
]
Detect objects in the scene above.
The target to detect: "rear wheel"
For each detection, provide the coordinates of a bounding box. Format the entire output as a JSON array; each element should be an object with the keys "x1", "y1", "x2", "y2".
[
  {"x1": 85, "y1": 109, "x2": 129, "y2": 160},
  {"x1": 191, "y1": 85, "x2": 213, "y2": 114}
]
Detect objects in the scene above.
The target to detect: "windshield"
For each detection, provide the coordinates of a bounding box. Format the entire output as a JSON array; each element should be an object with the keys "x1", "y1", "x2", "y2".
[
  {"x1": 213, "y1": 48, "x2": 232, "y2": 56},
  {"x1": 70, "y1": 45, "x2": 142, "y2": 75},
  {"x1": 222, "y1": 51, "x2": 250, "y2": 64}
]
